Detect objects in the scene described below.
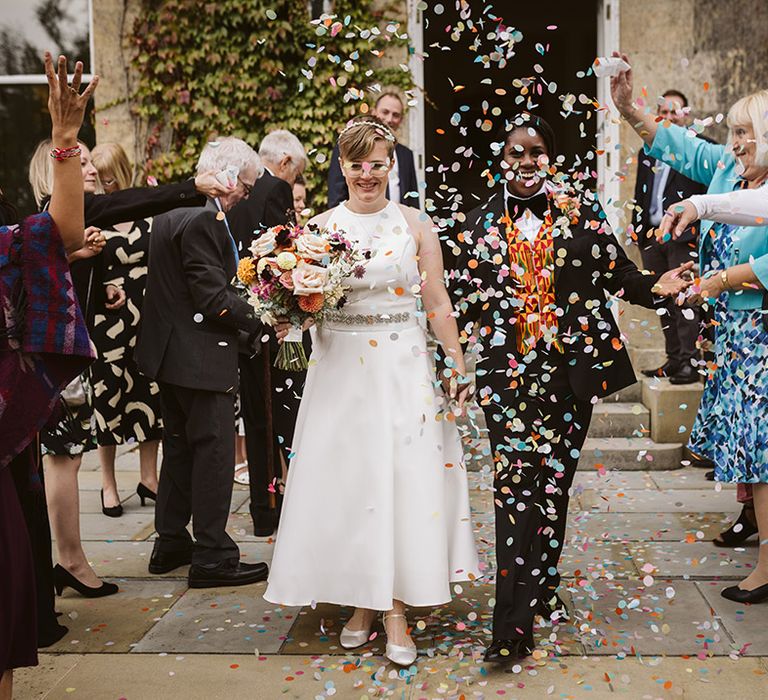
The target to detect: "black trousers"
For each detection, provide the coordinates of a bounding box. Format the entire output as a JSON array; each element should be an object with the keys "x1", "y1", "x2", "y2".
[
  {"x1": 155, "y1": 382, "x2": 239, "y2": 565},
  {"x1": 481, "y1": 347, "x2": 593, "y2": 640},
  {"x1": 239, "y1": 347, "x2": 305, "y2": 520},
  {"x1": 640, "y1": 237, "x2": 700, "y2": 366}
]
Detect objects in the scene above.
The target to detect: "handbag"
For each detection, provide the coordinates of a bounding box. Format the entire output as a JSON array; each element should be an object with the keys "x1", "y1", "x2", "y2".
[{"x1": 60, "y1": 374, "x2": 87, "y2": 406}]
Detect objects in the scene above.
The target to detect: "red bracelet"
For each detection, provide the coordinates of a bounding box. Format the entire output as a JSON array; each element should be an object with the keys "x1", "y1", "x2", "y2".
[{"x1": 50, "y1": 146, "x2": 82, "y2": 161}]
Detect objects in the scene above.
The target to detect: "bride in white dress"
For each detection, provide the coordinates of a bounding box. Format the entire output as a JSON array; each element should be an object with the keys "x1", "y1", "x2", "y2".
[{"x1": 263, "y1": 117, "x2": 479, "y2": 666}]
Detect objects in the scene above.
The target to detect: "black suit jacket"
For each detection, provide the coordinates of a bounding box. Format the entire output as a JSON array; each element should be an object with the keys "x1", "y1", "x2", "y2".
[
  {"x1": 227, "y1": 171, "x2": 294, "y2": 254},
  {"x1": 327, "y1": 142, "x2": 419, "y2": 209},
  {"x1": 449, "y1": 191, "x2": 663, "y2": 402},
  {"x1": 136, "y1": 200, "x2": 262, "y2": 393},
  {"x1": 633, "y1": 148, "x2": 709, "y2": 244}
]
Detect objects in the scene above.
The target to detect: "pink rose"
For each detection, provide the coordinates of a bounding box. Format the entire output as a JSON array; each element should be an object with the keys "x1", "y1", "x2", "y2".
[
  {"x1": 296, "y1": 232, "x2": 329, "y2": 262},
  {"x1": 279, "y1": 271, "x2": 294, "y2": 290},
  {"x1": 250, "y1": 230, "x2": 277, "y2": 258},
  {"x1": 291, "y1": 261, "x2": 328, "y2": 296}
]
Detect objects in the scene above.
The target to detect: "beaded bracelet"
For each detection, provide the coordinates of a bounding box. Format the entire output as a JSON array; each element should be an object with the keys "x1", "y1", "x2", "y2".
[{"x1": 50, "y1": 146, "x2": 82, "y2": 161}]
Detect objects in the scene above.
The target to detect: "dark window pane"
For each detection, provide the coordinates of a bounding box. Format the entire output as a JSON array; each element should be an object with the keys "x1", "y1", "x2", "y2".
[{"x1": 0, "y1": 84, "x2": 95, "y2": 217}]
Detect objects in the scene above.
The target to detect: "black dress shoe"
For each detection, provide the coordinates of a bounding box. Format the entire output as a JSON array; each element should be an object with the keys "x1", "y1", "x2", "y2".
[
  {"x1": 149, "y1": 547, "x2": 193, "y2": 574},
  {"x1": 188, "y1": 559, "x2": 269, "y2": 588},
  {"x1": 252, "y1": 509, "x2": 277, "y2": 537},
  {"x1": 538, "y1": 592, "x2": 570, "y2": 622},
  {"x1": 38, "y1": 623, "x2": 69, "y2": 648},
  {"x1": 641, "y1": 362, "x2": 679, "y2": 378},
  {"x1": 483, "y1": 637, "x2": 535, "y2": 663},
  {"x1": 705, "y1": 469, "x2": 715, "y2": 481},
  {"x1": 721, "y1": 581, "x2": 768, "y2": 604},
  {"x1": 713, "y1": 504, "x2": 759, "y2": 547},
  {"x1": 137, "y1": 482, "x2": 157, "y2": 506},
  {"x1": 100, "y1": 489, "x2": 123, "y2": 518},
  {"x1": 668, "y1": 364, "x2": 700, "y2": 385},
  {"x1": 53, "y1": 564, "x2": 119, "y2": 598}
]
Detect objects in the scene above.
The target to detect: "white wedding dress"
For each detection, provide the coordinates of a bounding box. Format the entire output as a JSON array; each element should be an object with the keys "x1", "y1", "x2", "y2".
[{"x1": 264, "y1": 201, "x2": 479, "y2": 610}]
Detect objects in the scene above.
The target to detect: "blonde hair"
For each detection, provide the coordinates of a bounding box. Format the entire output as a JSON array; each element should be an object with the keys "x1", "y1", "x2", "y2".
[
  {"x1": 92, "y1": 142, "x2": 133, "y2": 191},
  {"x1": 337, "y1": 115, "x2": 396, "y2": 161},
  {"x1": 727, "y1": 89, "x2": 768, "y2": 155},
  {"x1": 29, "y1": 139, "x2": 53, "y2": 208}
]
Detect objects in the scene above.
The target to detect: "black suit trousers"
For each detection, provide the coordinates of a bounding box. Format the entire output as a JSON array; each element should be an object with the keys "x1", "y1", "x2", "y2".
[
  {"x1": 239, "y1": 349, "x2": 305, "y2": 519},
  {"x1": 155, "y1": 382, "x2": 239, "y2": 565},
  {"x1": 481, "y1": 346, "x2": 593, "y2": 640},
  {"x1": 639, "y1": 238, "x2": 700, "y2": 366}
]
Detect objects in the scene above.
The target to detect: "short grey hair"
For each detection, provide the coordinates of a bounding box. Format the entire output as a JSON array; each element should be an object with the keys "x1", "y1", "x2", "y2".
[
  {"x1": 197, "y1": 137, "x2": 263, "y2": 178},
  {"x1": 258, "y1": 130, "x2": 307, "y2": 170}
]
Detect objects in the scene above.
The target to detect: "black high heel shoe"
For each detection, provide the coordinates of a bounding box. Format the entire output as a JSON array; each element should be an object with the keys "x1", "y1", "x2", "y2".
[
  {"x1": 101, "y1": 489, "x2": 123, "y2": 518},
  {"x1": 713, "y1": 505, "x2": 758, "y2": 547},
  {"x1": 53, "y1": 564, "x2": 118, "y2": 598},
  {"x1": 721, "y1": 581, "x2": 768, "y2": 604},
  {"x1": 137, "y1": 482, "x2": 157, "y2": 506}
]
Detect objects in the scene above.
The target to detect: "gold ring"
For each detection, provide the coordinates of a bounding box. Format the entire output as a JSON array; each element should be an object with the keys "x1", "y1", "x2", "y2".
[{"x1": 68, "y1": 86, "x2": 79, "y2": 95}]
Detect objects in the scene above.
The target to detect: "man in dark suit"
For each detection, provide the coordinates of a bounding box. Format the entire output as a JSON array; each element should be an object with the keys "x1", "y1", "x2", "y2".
[
  {"x1": 228, "y1": 130, "x2": 308, "y2": 537},
  {"x1": 633, "y1": 89, "x2": 708, "y2": 384},
  {"x1": 327, "y1": 92, "x2": 419, "y2": 208},
  {"x1": 137, "y1": 137, "x2": 268, "y2": 588}
]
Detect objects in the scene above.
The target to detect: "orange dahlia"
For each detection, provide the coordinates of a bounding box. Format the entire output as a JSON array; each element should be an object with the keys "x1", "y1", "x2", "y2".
[
  {"x1": 298, "y1": 292, "x2": 324, "y2": 313},
  {"x1": 237, "y1": 256, "x2": 257, "y2": 286}
]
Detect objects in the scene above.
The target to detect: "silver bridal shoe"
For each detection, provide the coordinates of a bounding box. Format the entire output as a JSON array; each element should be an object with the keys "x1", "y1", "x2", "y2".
[
  {"x1": 383, "y1": 612, "x2": 417, "y2": 666},
  {"x1": 339, "y1": 624, "x2": 372, "y2": 649}
]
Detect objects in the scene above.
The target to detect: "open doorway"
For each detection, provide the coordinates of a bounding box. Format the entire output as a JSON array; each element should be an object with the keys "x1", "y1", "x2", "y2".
[{"x1": 420, "y1": 2, "x2": 599, "y2": 223}]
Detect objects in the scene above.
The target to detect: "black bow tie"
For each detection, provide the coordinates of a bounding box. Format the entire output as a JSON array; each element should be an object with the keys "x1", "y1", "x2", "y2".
[{"x1": 506, "y1": 191, "x2": 549, "y2": 221}]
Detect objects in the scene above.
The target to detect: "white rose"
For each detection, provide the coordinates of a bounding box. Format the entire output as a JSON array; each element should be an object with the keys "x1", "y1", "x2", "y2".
[
  {"x1": 296, "y1": 232, "x2": 329, "y2": 262},
  {"x1": 250, "y1": 230, "x2": 276, "y2": 258},
  {"x1": 291, "y1": 261, "x2": 328, "y2": 296}
]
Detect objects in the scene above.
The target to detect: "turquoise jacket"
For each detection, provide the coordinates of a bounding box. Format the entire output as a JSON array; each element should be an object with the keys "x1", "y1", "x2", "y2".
[{"x1": 647, "y1": 123, "x2": 768, "y2": 310}]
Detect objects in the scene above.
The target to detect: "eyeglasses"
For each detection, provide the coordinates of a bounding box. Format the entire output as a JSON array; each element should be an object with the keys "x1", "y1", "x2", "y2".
[
  {"x1": 238, "y1": 176, "x2": 253, "y2": 197},
  {"x1": 341, "y1": 159, "x2": 391, "y2": 178}
]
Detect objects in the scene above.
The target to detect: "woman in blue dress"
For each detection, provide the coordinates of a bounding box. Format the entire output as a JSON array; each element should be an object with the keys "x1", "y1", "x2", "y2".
[{"x1": 612, "y1": 53, "x2": 768, "y2": 604}]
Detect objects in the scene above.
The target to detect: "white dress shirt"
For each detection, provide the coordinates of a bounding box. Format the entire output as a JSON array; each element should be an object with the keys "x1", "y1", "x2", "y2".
[
  {"x1": 689, "y1": 186, "x2": 768, "y2": 226},
  {"x1": 388, "y1": 151, "x2": 400, "y2": 204},
  {"x1": 648, "y1": 161, "x2": 671, "y2": 226},
  {"x1": 504, "y1": 182, "x2": 547, "y2": 242}
]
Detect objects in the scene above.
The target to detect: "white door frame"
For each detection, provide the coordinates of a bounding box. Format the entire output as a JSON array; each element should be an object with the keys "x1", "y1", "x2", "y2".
[{"x1": 407, "y1": 1, "x2": 620, "y2": 218}]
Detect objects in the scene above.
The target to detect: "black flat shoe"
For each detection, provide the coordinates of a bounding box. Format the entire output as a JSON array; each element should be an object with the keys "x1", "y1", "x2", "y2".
[
  {"x1": 137, "y1": 482, "x2": 157, "y2": 506},
  {"x1": 148, "y1": 546, "x2": 193, "y2": 575},
  {"x1": 721, "y1": 582, "x2": 768, "y2": 604},
  {"x1": 641, "y1": 362, "x2": 679, "y2": 378},
  {"x1": 53, "y1": 564, "x2": 119, "y2": 598},
  {"x1": 483, "y1": 637, "x2": 534, "y2": 663},
  {"x1": 538, "y1": 592, "x2": 570, "y2": 622},
  {"x1": 705, "y1": 470, "x2": 715, "y2": 481},
  {"x1": 188, "y1": 559, "x2": 269, "y2": 589},
  {"x1": 713, "y1": 505, "x2": 758, "y2": 547},
  {"x1": 669, "y1": 365, "x2": 700, "y2": 385},
  {"x1": 100, "y1": 489, "x2": 123, "y2": 518}
]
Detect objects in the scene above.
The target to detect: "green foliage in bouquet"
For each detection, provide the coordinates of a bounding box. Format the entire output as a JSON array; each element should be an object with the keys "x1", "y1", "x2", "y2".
[{"x1": 131, "y1": 0, "x2": 413, "y2": 207}]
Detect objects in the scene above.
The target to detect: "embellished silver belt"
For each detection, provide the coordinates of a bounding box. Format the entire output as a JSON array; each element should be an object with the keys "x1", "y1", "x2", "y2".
[{"x1": 324, "y1": 310, "x2": 411, "y2": 325}]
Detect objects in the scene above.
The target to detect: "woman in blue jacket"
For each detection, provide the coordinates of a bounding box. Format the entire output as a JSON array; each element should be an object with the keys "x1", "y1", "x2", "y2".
[{"x1": 612, "y1": 53, "x2": 768, "y2": 604}]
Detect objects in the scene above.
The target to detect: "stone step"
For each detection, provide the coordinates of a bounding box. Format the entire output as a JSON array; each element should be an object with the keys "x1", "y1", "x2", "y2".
[
  {"x1": 618, "y1": 301, "x2": 666, "y2": 350},
  {"x1": 588, "y1": 402, "x2": 650, "y2": 438},
  {"x1": 578, "y1": 437, "x2": 684, "y2": 471},
  {"x1": 604, "y1": 382, "x2": 642, "y2": 403},
  {"x1": 627, "y1": 347, "x2": 668, "y2": 372},
  {"x1": 642, "y1": 377, "x2": 704, "y2": 443}
]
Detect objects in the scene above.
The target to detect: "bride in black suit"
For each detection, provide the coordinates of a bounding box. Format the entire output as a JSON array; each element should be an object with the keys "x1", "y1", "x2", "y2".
[{"x1": 449, "y1": 112, "x2": 693, "y2": 662}]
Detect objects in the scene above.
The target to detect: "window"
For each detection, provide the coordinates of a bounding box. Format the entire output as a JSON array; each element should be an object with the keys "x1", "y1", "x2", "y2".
[{"x1": 0, "y1": 0, "x2": 94, "y2": 217}]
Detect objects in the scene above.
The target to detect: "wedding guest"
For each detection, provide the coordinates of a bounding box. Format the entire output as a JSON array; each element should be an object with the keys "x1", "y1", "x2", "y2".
[
  {"x1": 1, "y1": 52, "x2": 97, "y2": 699},
  {"x1": 89, "y1": 142, "x2": 161, "y2": 517},
  {"x1": 292, "y1": 174, "x2": 308, "y2": 223},
  {"x1": 660, "y1": 185, "x2": 768, "y2": 597},
  {"x1": 26, "y1": 137, "x2": 232, "y2": 605},
  {"x1": 449, "y1": 112, "x2": 693, "y2": 662},
  {"x1": 632, "y1": 89, "x2": 708, "y2": 384},
  {"x1": 614, "y1": 57, "x2": 768, "y2": 602},
  {"x1": 228, "y1": 130, "x2": 308, "y2": 536},
  {"x1": 136, "y1": 137, "x2": 269, "y2": 588},
  {"x1": 327, "y1": 92, "x2": 419, "y2": 208},
  {"x1": 265, "y1": 117, "x2": 479, "y2": 667}
]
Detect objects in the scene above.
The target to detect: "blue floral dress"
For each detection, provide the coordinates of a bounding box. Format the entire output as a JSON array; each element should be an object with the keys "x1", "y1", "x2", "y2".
[{"x1": 688, "y1": 223, "x2": 768, "y2": 483}]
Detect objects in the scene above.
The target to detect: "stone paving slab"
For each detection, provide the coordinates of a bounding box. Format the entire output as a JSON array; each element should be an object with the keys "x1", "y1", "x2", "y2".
[
  {"x1": 16, "y1": 653, "x2": 768, "y2": 700},
  {"x1": 75, "y1": 512, "x2": 155, "y2": 541},
  {"x1": 696, "y1": 580, "x2": 768, "y2": 656},
  {"x1": 568, "y1": 511, "x2": 733, "y2": 542},
  {"x1": 47, "y1": 580, "x2": 187, "y2": 653},
  {"x1": 559, "y1": 541, "x2": 638, "y2": 579},
  {"x1": 132, "y1": 582, "x2": 299, "y2": 654},
  {"x1": 650, "y1": 467, "x2": 736, "y2": 490},
  {"x1": 569, "y1": 579, "x2": 732, "y2": 656},
  {"x1": 77, "y1": 469, "x2": 139, "y2": 491},
  {"x1": 630, "y1": 542, "x2": 758, "y2": 580},
  {"x1": 573, "y1": 470, "x2": 659, "y2": 491},
  {"x1": 578, "y1": 488, "x2": 741, "y2": 513}
]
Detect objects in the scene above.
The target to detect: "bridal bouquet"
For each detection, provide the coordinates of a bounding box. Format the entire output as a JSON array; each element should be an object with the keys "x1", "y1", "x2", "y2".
[{"x1": 236, "y1": 223, "x2": 368, "y2": 370}]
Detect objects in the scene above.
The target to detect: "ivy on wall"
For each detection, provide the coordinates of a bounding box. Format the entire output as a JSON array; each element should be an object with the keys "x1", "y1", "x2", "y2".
[{"x1": 131, "y1": 0, "x2": 413, "y2": 206}]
